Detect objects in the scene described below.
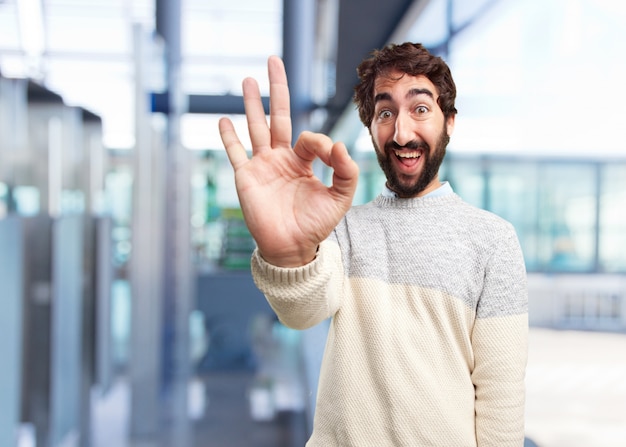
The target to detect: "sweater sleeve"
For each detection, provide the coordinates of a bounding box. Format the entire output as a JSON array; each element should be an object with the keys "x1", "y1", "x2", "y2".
[
  {"x1": 471, "y1": 230, "x2": 529, "y2": 447},
  {"x1": 250, "y1": 240, "x2": 344, "y2": 330}
]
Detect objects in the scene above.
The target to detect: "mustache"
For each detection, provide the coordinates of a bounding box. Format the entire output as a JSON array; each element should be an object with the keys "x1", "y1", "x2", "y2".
[{"x1": 385, "y1": 140, "x2": 430, "y2": 151}]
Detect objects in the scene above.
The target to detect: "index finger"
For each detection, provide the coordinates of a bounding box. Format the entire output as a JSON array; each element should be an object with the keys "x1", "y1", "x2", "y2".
[
  {"x1": 219, "y1": 117, "x2": 249, "y2": 170},
  {"x1": 267, "y1": 56, "x2": 293, "y2": 149}
]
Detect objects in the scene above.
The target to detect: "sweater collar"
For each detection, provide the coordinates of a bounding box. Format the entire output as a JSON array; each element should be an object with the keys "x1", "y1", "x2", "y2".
[{"x1": 382, "y1": 181, "x2": 454, "y2": 199}]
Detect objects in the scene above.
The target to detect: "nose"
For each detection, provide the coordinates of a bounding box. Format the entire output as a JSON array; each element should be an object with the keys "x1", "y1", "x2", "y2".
[{"x1": 393, "y1": 112, "x2": 413, "y2": 147}]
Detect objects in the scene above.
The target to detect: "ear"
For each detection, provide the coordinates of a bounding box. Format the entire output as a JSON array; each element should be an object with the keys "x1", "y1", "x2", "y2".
[{"x1": 446, "y1": 114, "x2": 456, "y2": 137}]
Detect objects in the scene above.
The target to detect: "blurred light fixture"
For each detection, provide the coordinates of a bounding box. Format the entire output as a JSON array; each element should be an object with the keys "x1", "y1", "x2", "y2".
[{"x1": 16, "y1": 0, "x2": 46, "y2": 74}]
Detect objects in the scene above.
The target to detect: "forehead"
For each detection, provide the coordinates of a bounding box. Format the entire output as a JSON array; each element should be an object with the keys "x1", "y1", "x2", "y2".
[{"x1": 373, "y1": 70, "x2": 439, "y2": 99}]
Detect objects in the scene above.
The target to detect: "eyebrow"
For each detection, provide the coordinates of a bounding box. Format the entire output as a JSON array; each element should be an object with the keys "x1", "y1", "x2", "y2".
[
  {"x1": 407, "y1": 88, "x2": 434, "y2": 100},
  {"x1": 374, "y1": 88, "x2": 435, "y2": 104}
]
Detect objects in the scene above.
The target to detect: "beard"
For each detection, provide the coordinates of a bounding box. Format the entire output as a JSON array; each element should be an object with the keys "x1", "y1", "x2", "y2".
[{"x1": 373, "y1": 126, "x2": 450, "y2": 198}]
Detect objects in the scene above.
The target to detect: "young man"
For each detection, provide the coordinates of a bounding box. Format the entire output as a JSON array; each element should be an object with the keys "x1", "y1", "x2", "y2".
[{"x1": 219, "y1": 42, "x2": 528, "y2": 447}]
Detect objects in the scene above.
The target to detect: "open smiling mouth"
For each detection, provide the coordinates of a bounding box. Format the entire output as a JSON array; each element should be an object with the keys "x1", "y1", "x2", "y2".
[{"x1": 394, "y1": 149, "x2": 423, "y2": 167}]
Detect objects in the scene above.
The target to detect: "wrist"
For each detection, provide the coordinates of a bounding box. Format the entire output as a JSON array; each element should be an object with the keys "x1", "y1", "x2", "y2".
[{"x1": 258, "y1": 246, "x2": 319, "y2": 268}]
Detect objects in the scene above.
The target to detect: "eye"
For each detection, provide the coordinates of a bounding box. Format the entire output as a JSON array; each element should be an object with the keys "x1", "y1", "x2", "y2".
[
  {"x1": 415, "y1": 105, "x2": 429, "y2": 114},
  {"x1": 377, "y1": 109, "x2": 393, "y2": 120}
]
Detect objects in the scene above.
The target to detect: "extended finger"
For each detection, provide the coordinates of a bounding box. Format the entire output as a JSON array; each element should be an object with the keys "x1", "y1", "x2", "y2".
[
  {"x1": 267, "y1": 56, "x2": 293, "y2": 149},
  {"x1": 242, "y1": 77, "x2": 271, "y2": 153},
  {"x1": 219, "y1": 117, "x2": 249, "y2": 170}
]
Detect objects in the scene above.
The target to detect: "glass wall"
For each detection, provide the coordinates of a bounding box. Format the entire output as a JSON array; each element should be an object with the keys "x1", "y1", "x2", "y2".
[
  {"x1": 600, "y1": 164, "x2": 626, "y2": 273},
  {"x1": 535, "y1": 163, "x2": 598, "y2": 272}
]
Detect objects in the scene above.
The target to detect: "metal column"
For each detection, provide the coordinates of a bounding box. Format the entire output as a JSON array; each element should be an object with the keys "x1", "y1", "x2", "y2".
[
  {"x1": 282, "y1": 0, "x2": 316, "y2": 141},
  {"x1": 0, "y1": 217, "x2": 24, "y2": 447},
  {"x1": 156, "y1": 0, "x2": 194, "y2": 444},
  {"x1": 283, "y1": 0, "x2": 320, "y2": 435},
  {"x1": 129, "y1": 24, "x2": 164, "y2": 439},
  {"x1": 129, "y1": 0, "x2": 193, "y2": 443}
]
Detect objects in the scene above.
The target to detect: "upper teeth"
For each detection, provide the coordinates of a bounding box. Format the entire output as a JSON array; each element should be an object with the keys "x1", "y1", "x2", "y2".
[{"x1": 395, "y1": 150, "x2": 421, "y2": 158}]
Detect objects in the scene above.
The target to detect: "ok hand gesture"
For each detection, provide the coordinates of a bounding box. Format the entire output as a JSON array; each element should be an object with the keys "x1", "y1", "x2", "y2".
[{"x1": 218, "y1": 56, "x2": 359, "y2": 267}]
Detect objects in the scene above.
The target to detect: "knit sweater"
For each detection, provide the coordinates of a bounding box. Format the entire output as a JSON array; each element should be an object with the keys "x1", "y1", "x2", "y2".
[{"x1": 251, "y1": 192, "x2": 528, "y2": 447}]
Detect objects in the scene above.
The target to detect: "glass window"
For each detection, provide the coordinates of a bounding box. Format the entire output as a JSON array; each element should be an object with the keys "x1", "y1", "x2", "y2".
[
  {"x1": 351, "y1": 152, "x2": 386, "y2": 205},
  {"x1": 535, "y1": 163, "x2": 598, "y2": 272},
  {"x1": 443, "y1": 156, "x2": 486, "y2": 209},
  {"x1": 486, "y1": 160, "x2": 539, "y2": 271},
  {"x1": 599, "y1": 163, "x2": 626, "y2": 272}
]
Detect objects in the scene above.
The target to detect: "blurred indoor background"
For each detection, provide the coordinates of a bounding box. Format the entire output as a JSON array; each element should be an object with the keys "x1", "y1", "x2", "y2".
[{"x1": 1, "y1": 0, "x2": 625, "y2": 446}]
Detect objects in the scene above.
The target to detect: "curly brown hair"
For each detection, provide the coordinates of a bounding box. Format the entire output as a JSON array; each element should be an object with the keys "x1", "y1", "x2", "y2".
[{"x1": 353, "y1": 42, "x2": 458, "y2": 128}]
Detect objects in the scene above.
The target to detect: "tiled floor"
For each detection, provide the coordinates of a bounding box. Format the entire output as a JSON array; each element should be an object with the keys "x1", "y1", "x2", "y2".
[
  {"x1": 195, "y1": 371, "x2": 307, "y2": 447},
  {"x1": 90, "y1": 328, "x2": 626, "y2": 447},
  {"x1": 525, "y1": 328, "x2": 626, "y2": 447},
  {"x1": 91, "y1": 371, "x2": 307, "y2": 447}
]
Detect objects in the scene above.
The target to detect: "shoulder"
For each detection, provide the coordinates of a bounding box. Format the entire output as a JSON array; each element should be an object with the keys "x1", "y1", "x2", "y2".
[
  {"x1": 453, "y1": 196, "x2": 516, "y2": 233},
  {"x1": 440, "y1": 196, "x2": 521, "y2": 259}
]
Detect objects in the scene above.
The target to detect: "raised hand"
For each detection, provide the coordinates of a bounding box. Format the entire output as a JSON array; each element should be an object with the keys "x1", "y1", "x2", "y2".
[{"x1": 218, "y1": 56, "x2": 359, "y2": 267}]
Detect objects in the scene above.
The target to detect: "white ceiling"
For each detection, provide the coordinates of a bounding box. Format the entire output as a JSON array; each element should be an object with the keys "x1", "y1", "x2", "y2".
[
  {"x1": 2, "y1": 0, "x2": 626, "y2": 157},
  {"x1": 0, "y1": 0, "x2": 283, "y2": 148}
]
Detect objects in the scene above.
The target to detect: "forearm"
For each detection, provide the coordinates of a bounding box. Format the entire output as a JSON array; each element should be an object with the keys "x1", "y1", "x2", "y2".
[
  {"x1": 250, "y1": 240, "x2": 343, "y2": 330},
  {"x1": 472, "y1": 313, "x2": 528, "y2": 446}
]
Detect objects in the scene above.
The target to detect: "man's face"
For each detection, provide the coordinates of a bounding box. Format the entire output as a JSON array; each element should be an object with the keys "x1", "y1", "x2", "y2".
[{"x1": 370, "y1": 71, "x2": 455, "y2": 198}]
